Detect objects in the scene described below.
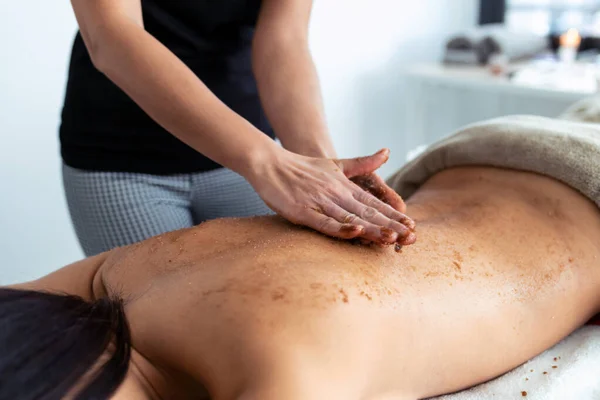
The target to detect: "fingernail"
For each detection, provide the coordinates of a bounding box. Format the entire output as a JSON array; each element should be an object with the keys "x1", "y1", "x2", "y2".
[
  {"x1": 380, "y1": 227, "x2": 398, "y2": 243},
  {"x1": 402, "y1": 217, "x2": 416, "y2": 231},
  {"x1": 340, "y1": 224, "x2": 361, "y2": 235},
  {"x1": 379, "y1": 149, "x2": 390, "y2": 163},
  {"x1": 401, "y1": 232, "x2": 417, "y2": 245}
]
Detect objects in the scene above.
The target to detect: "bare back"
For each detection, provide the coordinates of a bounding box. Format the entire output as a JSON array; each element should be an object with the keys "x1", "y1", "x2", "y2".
[{"x1": 96, "y1": 167, "x2": 600, "y2": 400}]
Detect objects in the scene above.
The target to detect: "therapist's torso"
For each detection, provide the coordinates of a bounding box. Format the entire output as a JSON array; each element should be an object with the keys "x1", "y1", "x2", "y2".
[{"x1": 60, "y1": 0, "x2": 274, "y2": 175}]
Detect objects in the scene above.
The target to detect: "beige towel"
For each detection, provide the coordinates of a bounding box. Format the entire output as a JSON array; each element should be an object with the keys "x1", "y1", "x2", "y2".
[{"x1": 386, "y1": 115, "x2": 600, "y2": 208}]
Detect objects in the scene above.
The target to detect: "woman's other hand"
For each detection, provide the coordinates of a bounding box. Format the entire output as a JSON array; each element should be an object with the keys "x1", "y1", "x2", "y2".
[{"x1": 247, "y1": 148, "x2": 416, "y2": 247}]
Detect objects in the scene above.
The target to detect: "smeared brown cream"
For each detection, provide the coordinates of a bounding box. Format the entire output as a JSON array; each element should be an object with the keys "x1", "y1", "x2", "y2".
[{"x1": 351, "y1": 175, "x2": 388, "y2": 205}]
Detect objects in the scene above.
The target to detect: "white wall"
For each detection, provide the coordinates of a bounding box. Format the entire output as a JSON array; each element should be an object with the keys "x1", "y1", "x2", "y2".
[
  {"x1": 310, "y1": 0, "x2": 478, "y2": 176},
  {"x1": 0, "y1": 0, "x2": 477, "y2": 284},
  {"x1": 0, "y1": 2, "x2": 81, "y2": 284}
]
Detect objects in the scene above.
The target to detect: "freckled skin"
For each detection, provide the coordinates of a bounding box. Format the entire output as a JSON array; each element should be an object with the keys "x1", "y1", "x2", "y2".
[
  {"x1": 20, "y1": 167, "x2": 600, "y2": 400},
  {"x1": 453, "y1": 261, "x2": 462, "y2": 272},
  {"x1": 339, "y1": 288, "x2": 349, "y2": 303}
]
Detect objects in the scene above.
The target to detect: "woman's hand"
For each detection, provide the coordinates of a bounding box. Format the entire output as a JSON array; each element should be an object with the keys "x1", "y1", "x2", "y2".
[{"x1": 247, "y1": 148, "x2": 416, "y2": 247}]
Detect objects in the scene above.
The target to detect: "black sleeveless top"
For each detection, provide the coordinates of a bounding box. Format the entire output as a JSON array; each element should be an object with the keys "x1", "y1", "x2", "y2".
[{"x1": 60, "y1": 0, "x2": 274, "y2": 174}]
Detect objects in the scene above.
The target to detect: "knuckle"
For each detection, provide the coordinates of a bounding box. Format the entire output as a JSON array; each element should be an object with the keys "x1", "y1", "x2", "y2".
[
  {"x1": 330, "y1": 192, "x2": 345, "y2": 206},
  {"x1": 316, "y1": 216, "x2": 333, "y2": 232},
  {"x1": 356, "y1": 190, "x2": 377, "y2": 207},
  {"x1": 387, "y1": 208, "x2": 405, "y2": 221},
  {"x1": 327, "y1": 182, "x2": 345, "y2": 200},
  {"x1": 307, "y1": 191, "x2": 324, "y2": 204},
  {"x1": 360, "y1": 206, "x2": 379, "y2": 220},
  {"x1": 331, "y1": 191, "x2": 354, "y2": 208},
  {"x1": 361, "y1": 194, "x2": 374, "y2": 205},
  {"x1": 343, "y1": 213, "x2": 358, "y2": 224},
  {"x1": 319, "y1": 202, "x2": 334, "y2": 216},
  {"x1": 287, "y1": 204, "x2": 311, "y2": 224}
]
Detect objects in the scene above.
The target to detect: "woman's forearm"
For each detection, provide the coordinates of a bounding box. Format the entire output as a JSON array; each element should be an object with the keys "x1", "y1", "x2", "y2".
[
  {"x1": 252, "y1": 34, "x2": 337, "y2": 159},
  {"x1": 89, "y1": 18, "x2": 279, "y2": 176},
  {"x1": 67, "y1": 0, "x2": 414, "y2": 245}
]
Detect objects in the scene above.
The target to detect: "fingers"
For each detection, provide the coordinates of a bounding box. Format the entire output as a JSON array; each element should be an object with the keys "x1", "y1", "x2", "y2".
[
  {"x1": 303, "y1": 208, "x2": 366, "y2": 240},
  {"x1": 321, "y1": 202, "x2": 400, "y2": 244},
  {"x1": 350, "y1": 173, "x2": 407, "y2": 213},
  {"x1": 341, "y1": 190, "x2": 416, "y2": 245},
  {"x1": 337, "y1": 148, "x2": 390, "y2": 178},
  {"x1": 353, "y1": 201, "x2": 415, "y2": 244},
  {"x1": 257, "y1": 148, "x2": 416, "y2": 248},
  {"x1": 354, "y1": 189, "x2": 415, "y2": 231}
]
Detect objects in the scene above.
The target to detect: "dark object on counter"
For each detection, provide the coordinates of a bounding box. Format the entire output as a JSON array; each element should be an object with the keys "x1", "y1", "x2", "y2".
[
  {"x1": 444, "y1": 36, "x2": 501, "y2": 65},
  {"x1": 444, "y1": 26, "x2": 548, "y2": 66}
]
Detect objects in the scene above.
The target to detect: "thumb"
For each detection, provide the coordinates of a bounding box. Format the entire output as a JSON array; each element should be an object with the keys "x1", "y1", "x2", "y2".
[{"x1": 337, "y1": 148, "x2": 390, "y2": 178}]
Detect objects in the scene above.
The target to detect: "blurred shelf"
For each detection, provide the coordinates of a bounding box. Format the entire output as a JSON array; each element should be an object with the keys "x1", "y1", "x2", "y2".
[
  {"x1": 405, "y1": 63, "x2": 594, "y2": 101},
  {"x1": 401, "y1": 63, "x2": 593, "y2": 151}
]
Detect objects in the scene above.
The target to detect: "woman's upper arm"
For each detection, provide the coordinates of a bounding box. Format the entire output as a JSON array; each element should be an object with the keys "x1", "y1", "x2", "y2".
[
  {"x1": 70, "y1": 0, "x2": 143, "y2": 59},
  {"x1": 255, "y1": 0, "x2": 313, "y2": 41}
]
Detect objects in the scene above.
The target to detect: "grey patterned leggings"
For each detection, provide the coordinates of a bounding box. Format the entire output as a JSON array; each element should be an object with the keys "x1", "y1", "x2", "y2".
[{"x1": 62, "y1": 164, "x2": 273, "y2": 256}]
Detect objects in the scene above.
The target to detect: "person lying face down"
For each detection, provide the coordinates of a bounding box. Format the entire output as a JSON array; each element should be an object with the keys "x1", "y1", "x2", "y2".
[{"x1": 2, "y1": 120, "x2": 600, "y2": 400}]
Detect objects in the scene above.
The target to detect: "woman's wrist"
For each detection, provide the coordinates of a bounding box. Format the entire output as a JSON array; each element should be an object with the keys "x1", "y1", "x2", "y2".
[
  {"x1": 233, "y1": 134, "x2": 288, "y2": 183},
  {"x1": 275, "y1": 127, "x2": 337, "y2": 159},
  {"x1": 282, "y1": 140, "x2": 336, "y2": 159}
]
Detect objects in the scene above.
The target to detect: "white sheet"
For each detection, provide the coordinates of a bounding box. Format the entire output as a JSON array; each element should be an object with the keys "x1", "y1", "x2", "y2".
[{"x1": 428, "y1": 326, "x2": 600, "y2": 399}]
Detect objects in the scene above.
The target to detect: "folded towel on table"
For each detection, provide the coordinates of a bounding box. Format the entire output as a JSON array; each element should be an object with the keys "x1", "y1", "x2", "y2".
[{"x1": 387, "y1": 115, "x2": 600, "y2": 208}]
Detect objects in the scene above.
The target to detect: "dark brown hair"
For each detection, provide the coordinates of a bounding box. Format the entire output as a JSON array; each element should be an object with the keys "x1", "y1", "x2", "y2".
[{"x1": 0, "y1": 288, "x2": 131, "y2": 400}]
